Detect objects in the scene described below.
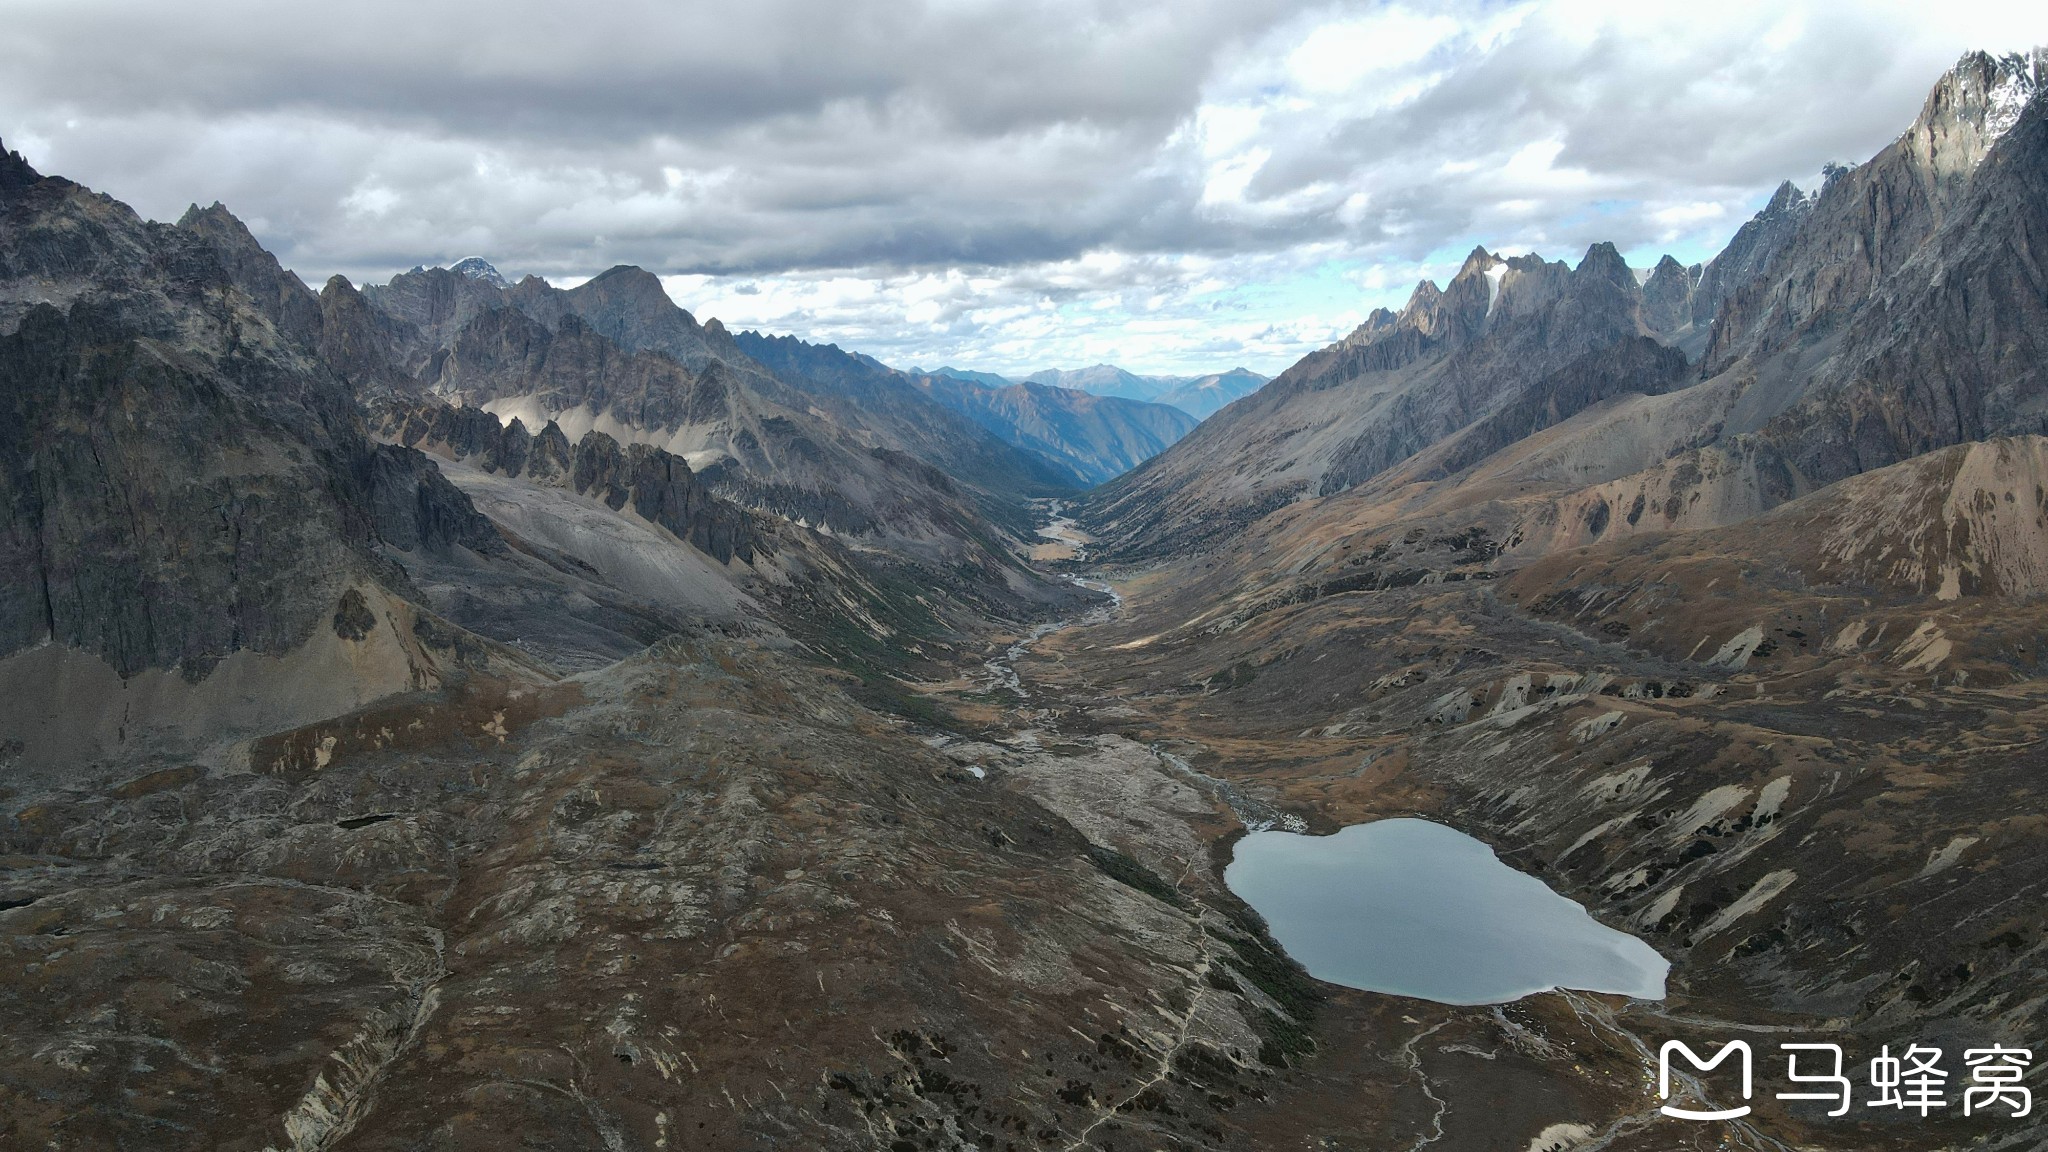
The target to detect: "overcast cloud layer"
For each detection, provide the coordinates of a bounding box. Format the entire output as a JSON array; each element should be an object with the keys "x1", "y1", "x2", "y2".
[{"x1": 4, "y1": 1, "x2": 2043, "y2": 374}]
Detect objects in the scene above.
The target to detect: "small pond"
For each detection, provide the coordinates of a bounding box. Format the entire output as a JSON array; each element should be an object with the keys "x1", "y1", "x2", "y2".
[{"x1": 1223, "y1": 818, "x2": 1669, "y2": 1005}]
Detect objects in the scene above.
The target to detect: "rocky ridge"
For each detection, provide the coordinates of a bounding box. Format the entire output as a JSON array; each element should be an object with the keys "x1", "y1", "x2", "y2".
[
  {"x1": 1080, "y1": 241, "x2": 1686, "y2": 558},
  {"x1": 378, "y1": 400, "x2": 756, "y2": 565}
]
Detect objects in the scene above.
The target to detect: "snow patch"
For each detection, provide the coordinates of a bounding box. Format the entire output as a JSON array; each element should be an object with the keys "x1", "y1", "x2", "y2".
[
  {"x1": 1487, "y1": 673, "x2": 1533, "y2": 715},
  {"x1": 1893, "y1": 619, "x2": 1951, "y2": 671},
  {"x1": 1827, "y1": 620, "x2": 1868, "y2": 654},
  {"x1": 1984, "y1": 61, "x2": 2038, "y2": 143},
  {"x1": 1916, "y1": 835, "x2": 1978, "y2": 878},
  {"x1": 1669, "y1": 784, "x2": 1750, "y2": 840},
  {"x1": 1704, "y1": 625, "x2": 1765, "y2": 669},
  {"x1": 450, "y1": 256, "x2": 510, "y2": 288},
  {"x1": 1582, "y1": 762, "x2": 1654, "y2": 805},
  {"x1": 1638, "y1": 884, "x2": 1684, "y2": 929},
  {"x1": 1936, "y1": 564, "x2": 1963, "y2": 601},
  {"x1": 1427, "y1": 687, "x2": 1478, "y2": 725},
  {"x1": 1753, "y1": 776, "x2": 1792, "y2": 822},
  {"x1": 1526, "y1": 1122, "x2": 1593, "y2": 1152},
  {"x1": 1559, "y1": 814, "x2": 1632, "y2": 862},
  {"x1": 1695, "y1": 870, "x2": 1797, "y2": 941},
  {"x1": 1569, "y1": 710, "x2": 1624, "y2": 742}
]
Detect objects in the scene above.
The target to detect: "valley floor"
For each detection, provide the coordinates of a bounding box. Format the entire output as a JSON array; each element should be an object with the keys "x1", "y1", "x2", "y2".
[
  {"x1": 909, "y1": 526, "x2": 2048, "y2": 1152},
  {"x1": 5, "y1": 508, "x2": 2045, "y2": 1152}
]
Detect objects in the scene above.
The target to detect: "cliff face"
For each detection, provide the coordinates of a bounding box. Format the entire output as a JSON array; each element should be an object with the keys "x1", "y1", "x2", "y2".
[
  {"x1": 174, "y1": 201, "x2": 326, "y2": 348},
  {"x1": 381, "y1": 399, "x2": 757, "y2": 565},
  {"x1": 1703, "y1": 50, "x2": 2045, "y2": 377},
  {"x1": 1689, "y1": 179, "x2": 1816, "y2": 341},
  {"x1": 430, "y1": 305, "x2": 745, "y2": 433},
  {"x1": 1749, "y1": 77, "x2": 2048, "y2": 484},
  {"x1": 1313, "y1": 243, "x2": 1652, "y2": 496},
  {"x1": 0, "y1": 156, "x2": 500, "y2": 682},
  {"x1": 1638, "y1": 254, "x2": 1702, "y2": 346}
]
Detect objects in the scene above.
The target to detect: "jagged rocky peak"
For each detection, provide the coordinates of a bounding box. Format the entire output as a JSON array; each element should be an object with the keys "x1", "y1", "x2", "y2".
[
  {"x1": 1699, "y1": 45, "x2": 2048, "y2": 376},
  {"x1": 1734, "y1": 178, "x2": 1812, "y2": 229},
  {"x1": 1640, "y1": 254, "x2": 1701, "y2": 342},
  {"x1": 450, "y1": 256, "x2": 511, "y2": 288},
  {"x1": 1873, "y1": 47, "x2": 2047, "y2": 205},
  {"x1": 1643, "y1": 253, "x2": 1698, "y2": 287},
  {"x1": 553, "y1": 263, "x2": 745, "y2": 371},
  {"x1": 1571, "y1": 240, "x2": 1634, "y2": 289},
  {"x1": 1344, "y1": 245, "x2": 1571, "y2": 350},
  {"x1": 1477, "y1": 250, "x2": 1569, "y2": 328},
  {"x1": 1397, "y1": 251, "x2": 1511, "y2": 341},
  {"x1": 1398, "y1": 277, "x2": 1450, "y2": 337},
  {"x1": 1920, "y1": 47, "x2": 2045, "y2": 151},
  {"x1": 1686, "y1": 176, "x2": 1816, "y2": 335},
  {"x1": 1341, "y1": 306, "x2": 1401, "y2": 347},
  {"x1": 0, "y1": 137, "x2": 40, "y2": 194},
  {"x1": 176, "y1": 200, "x2": 258, "y2": 242},
  {"x1": 174, "y1": 200, "x2": 326, "y2": 345},
  {"x1": 1764, "y1": 177, "x2": 1812, "y2": 214},
  {"x1": 367, "y1": 261, "x2": 511, "y2": 347},
  {"x1": 1985, "y1": 48, "x2": 2047, "y2": 137},
  {"x1": 1450, "y1": 244, "x2": 1502, "y2": 282}
]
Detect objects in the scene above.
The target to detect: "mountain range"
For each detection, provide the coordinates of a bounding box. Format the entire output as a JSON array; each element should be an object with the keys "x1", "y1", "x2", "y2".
[
  {"x1": 2, "y1": 45, "x2": 2046, "y2": 1152},
  {"x1": 1083, "y1": 48, "x2": 2048, "y2": 563},
  {"x1": 925, "y1": 362, "x2": 1272, "y2": 419}
]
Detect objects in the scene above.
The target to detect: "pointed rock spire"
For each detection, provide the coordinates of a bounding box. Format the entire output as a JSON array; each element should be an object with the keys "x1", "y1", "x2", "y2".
[
  {"x1": 1573, "y1": 241, "x2": 1633, "y2": 286},
  {"x1": 0, "y1": 138, "x2": 42, "y2": 195},
  {"x1": 1642, "y1": 254, "x2": 1698, "y2": 341},
  {"x1": 1455, "y1": 245, "x2": 1497, "y2": 276}
]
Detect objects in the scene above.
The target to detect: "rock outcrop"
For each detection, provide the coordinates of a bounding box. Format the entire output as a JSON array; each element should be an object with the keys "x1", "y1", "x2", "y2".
[{"x1": 382, "y1": 400, "x2": 757, "y2": 564}]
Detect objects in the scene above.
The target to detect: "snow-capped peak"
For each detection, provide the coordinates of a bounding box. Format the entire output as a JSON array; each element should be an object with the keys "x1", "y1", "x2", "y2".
[
  {"x1": 1983, "y1": 51, "x2": 2041, "y2": 144},
  {"x1": 451, "y1": 256, "x2": 510, "y2": 288}
]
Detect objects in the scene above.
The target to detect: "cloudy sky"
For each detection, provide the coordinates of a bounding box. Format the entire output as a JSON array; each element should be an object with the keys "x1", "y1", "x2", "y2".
[{"x1": 4, "y1": 1, "x2": 2042, "y2": 375}]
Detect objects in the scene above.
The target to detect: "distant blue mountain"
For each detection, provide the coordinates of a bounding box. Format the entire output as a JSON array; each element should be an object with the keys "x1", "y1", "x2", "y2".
[
  {"x1": 909, "y1": 373, "x2": 1197, "y2": 487},
  {"x1": 927, "y1": 363, "x2": 1270, "y2": 420},
  {"x1": 922, "y1": 365, "x2": 1019, "y2": 390}
]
